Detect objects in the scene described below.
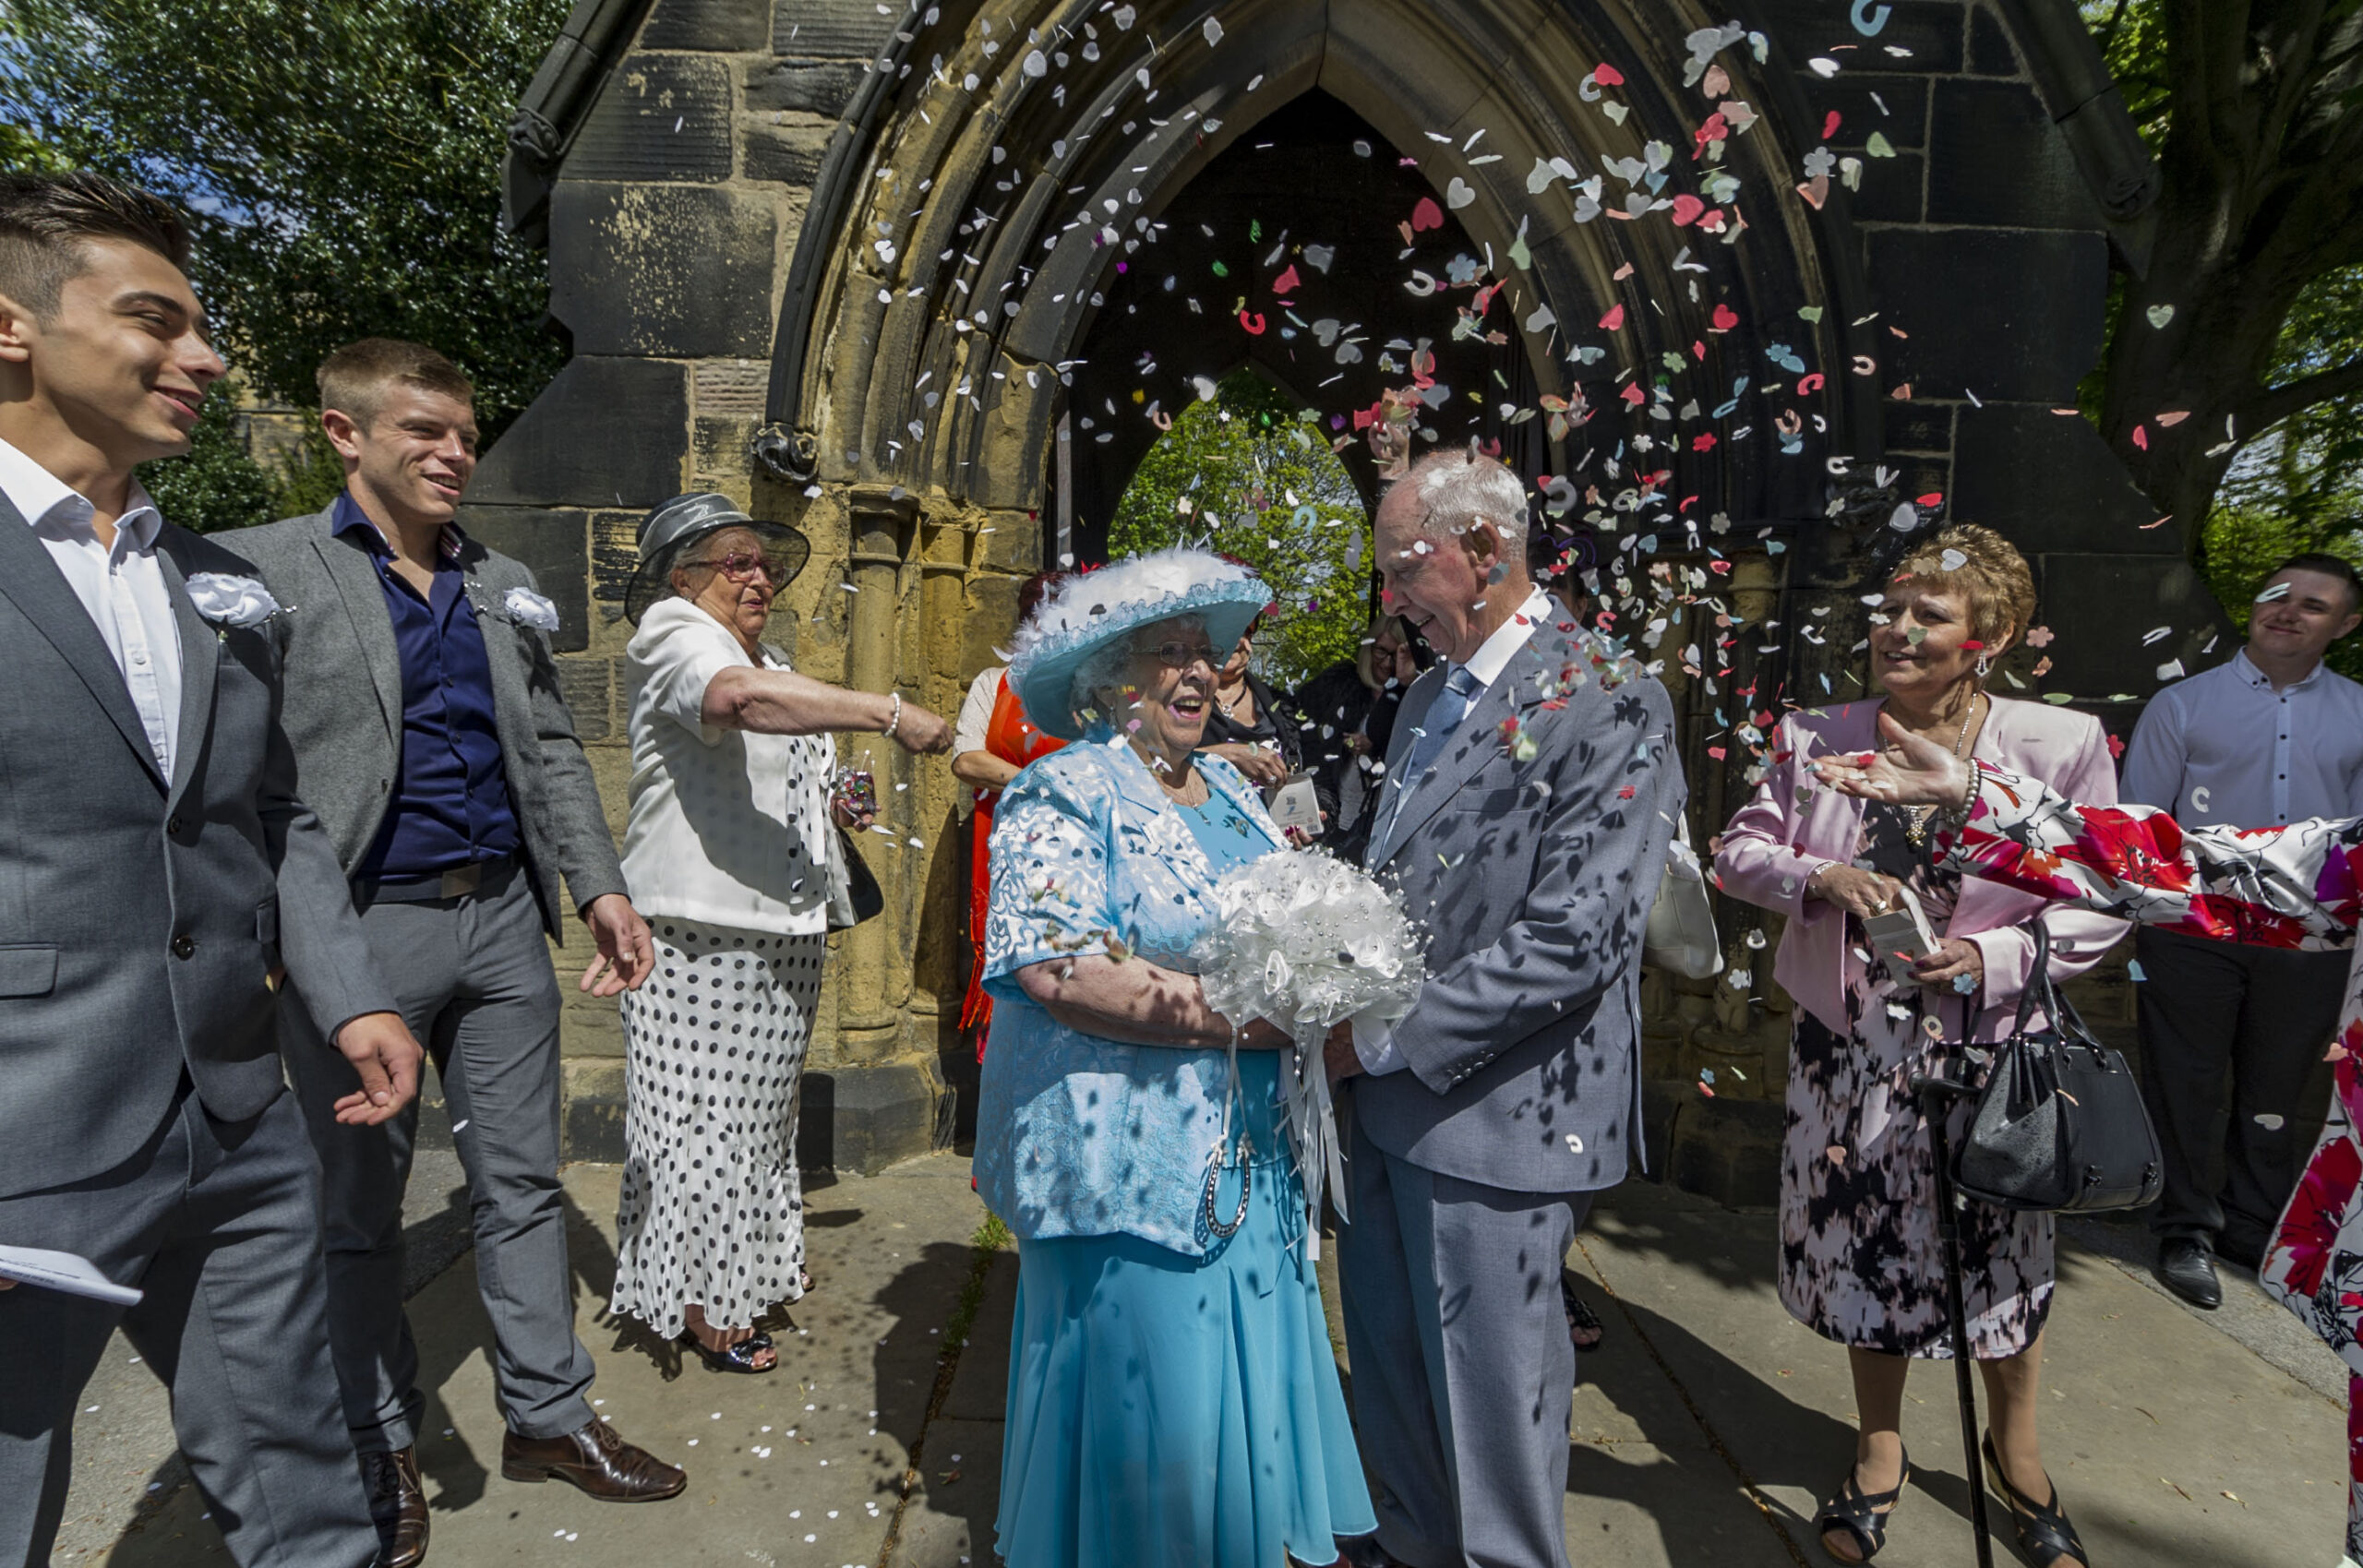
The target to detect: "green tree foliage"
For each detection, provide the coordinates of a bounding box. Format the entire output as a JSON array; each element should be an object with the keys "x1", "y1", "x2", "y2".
[
  {"x1": 135, "y1": 385, "x2": 278, "y2": 534},
  {"x1": 2081, "y1": 1, "x2": 2363, "y2": 564},
  {"x1": 0, "y1": 0, "x2": 570, "y2": 442},
  {"x1": 1109, "y1": 371, "x2": 1372, "y2": 690},
  {"x1": 130, "y1": 389, "x2": 351, "y2": 533}
]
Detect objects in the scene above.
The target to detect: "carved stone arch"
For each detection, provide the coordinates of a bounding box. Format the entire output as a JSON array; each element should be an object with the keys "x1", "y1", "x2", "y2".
[
  {"x1": 487, "y1": 0, "x2": 2191, "y2": 1179},
  {"x1": 770, "y1": 0, "x2": 1877, "y2": 533}
]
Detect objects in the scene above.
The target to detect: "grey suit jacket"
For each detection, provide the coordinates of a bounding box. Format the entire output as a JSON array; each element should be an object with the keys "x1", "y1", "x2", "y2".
[
  {"x1": 1353, "y1": 616, "x2": 1684, "y2": 1195},
  {"x1": 225, "y1": 509, "x2": 625, "y2": 939},
  {"x1": 0, "y1": 500, "x2": 393, "y2": 1199}
]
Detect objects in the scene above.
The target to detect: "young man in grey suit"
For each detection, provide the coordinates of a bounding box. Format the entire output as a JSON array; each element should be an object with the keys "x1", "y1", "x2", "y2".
[
  {"x1": 226, "y1": 340, "x2": 678, "y2": 1567},
  {"x1": 0, "y1": 172, "x2": 426, "y2": 1567},
  {"x1": 1327, "y1": 450, "x2": 1682, "y2": 1568}
]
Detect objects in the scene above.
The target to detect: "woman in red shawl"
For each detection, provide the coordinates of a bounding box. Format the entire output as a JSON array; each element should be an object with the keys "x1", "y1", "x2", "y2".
[{"x1": 952, "y1": 572, "x2": 1067, "y2": 1058}]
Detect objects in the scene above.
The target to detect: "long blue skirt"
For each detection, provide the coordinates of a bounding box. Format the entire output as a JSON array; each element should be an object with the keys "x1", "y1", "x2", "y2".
[{"x1": 994, "y1": 1055, "x2": 1375, "y2": 1567}]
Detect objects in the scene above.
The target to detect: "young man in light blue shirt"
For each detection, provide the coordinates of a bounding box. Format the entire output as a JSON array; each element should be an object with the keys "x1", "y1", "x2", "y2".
[{"x1": 2120, "y1": 552, "x2": 2363, "y2": 1309}]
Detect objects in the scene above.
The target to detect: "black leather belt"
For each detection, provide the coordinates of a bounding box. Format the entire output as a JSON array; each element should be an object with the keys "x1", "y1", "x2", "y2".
[{"x1": 359, "y1": 855, "x2": 517, "y2": 906}]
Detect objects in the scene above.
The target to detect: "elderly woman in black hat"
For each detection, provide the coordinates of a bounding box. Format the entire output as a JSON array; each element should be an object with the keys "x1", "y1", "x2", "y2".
[{"x1": 606, "y1": 494, "x2": 950, "y2": 1373}]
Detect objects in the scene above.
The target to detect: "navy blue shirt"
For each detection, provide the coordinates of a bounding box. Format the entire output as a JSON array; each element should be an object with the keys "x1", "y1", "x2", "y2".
[{"x1": 334, "y1": 492, "x2": 522, "y2": 880}]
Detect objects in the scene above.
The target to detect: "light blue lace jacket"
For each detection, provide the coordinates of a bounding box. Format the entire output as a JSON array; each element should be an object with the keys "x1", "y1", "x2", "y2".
[{"x1": 972, "y1": 728, "x2": 1284, "y2": 1256}]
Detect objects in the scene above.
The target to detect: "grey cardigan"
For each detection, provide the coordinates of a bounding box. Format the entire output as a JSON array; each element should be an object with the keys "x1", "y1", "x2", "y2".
[{"x1": 224, "y1": 507, "x2": 626, "y2": 939}]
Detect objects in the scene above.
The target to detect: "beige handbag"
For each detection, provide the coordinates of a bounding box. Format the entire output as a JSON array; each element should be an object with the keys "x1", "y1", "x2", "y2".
[{"x1": 1644, "y1": 813, "x2": 1723, "y2": 978}]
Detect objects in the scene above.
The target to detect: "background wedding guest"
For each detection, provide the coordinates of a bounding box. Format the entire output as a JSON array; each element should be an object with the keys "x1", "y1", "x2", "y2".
[
  {"x1": 2118, "y1": 552, "x2": 2363, "y2": 1309},
  {"x1": 0, "y1": 170, "x2": 422, "y2": 1568},
  {"x1": 950, "y1": 570, "x2": 1066, "y2": 1058},
  {"x1": 1325, "y1": 449, "x2": 1679, "y2": 1568},
  {"x1": 977, "y1": 549, "x2": 1373, "y2": 1568},
  {"x1": 1290, "y1": 611, "x2": 1423, "y2": 862},
  {"x1": 1716, "y1": 523, "x2": 2118, "y2": 1568},
  {"x1": 228, "y1": 338, "x2": 677, "y2": 1565},
  {"x1": 1199, "y1": 611, "x2": 1305, "y2": 790},
  {"x1": 606, "y1": 493, "x2": 949, "y2": 1375}
]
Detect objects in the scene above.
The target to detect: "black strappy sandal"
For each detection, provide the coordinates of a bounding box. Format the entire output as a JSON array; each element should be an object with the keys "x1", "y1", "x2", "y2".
[
  {"x1": 1983, "y1": 1433, "x2": 2087, "y2": 1567},
  {"x1": 1562, "y1": 1275, "x2": 1605, "y2": 1351},
  {"x1": 680, "y1": 1329, "x2": 777, "y2": 1374},
  {"x1": 1813, "y1": 1450, "x2": 1910, "y2": 1564}
]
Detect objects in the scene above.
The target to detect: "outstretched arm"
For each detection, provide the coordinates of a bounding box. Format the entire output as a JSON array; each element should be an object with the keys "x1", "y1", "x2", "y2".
[{"x1": 1818, "y1": 713, "x2": 2358, "y2": 949}]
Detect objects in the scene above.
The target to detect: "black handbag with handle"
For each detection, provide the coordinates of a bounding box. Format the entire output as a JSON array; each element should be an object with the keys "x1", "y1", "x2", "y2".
[{"x1": 1952, "y1": 921, "x2": 2163, "y2": 1214}]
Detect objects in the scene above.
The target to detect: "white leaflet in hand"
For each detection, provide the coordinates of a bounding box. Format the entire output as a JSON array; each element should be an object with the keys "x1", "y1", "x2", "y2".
[
  {"x1": 0, "y1": 1245, "x2": 142, "y2": 1306},
  {"x1": 1862, "y1": 883, "x2": 1939, "y2": 969}
]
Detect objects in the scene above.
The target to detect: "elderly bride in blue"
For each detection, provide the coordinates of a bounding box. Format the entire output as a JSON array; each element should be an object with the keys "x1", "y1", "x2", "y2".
[{"x1": 973, "y1": 548, "x2": 1375, "y2": 1568}]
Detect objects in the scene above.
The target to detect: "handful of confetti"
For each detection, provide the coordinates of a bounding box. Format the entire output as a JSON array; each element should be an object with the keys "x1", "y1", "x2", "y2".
[{"x1": 1191, "y1": 849, "x2": 1426, "y2": 1250}]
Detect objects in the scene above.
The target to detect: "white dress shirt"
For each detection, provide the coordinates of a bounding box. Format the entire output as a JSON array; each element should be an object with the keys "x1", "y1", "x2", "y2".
[
  {"x1": 2120, "y1": 648, "x2": 2363, "y2": 827},
  {"x1": 1354, "y1": 588, "x2": 1553, "y2": 1075},
  {"x1": 0, "y1": 435, "x2": 182, "y2": 778}
]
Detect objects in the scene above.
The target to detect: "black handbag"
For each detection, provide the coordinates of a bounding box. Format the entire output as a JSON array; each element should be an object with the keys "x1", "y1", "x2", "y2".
[
  {"x1": 1951, "y1": 921, "x2": 2163, "y2": 1214},
  {"x1": 823, "y1": 825, "x2": 885, "y2": 930}
]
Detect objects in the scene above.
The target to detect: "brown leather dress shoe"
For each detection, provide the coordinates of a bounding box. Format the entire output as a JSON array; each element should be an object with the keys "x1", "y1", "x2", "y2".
[
  {"x1": 500, "y1": 1417, "x2": 687, "y2": 1502},
  {"x1": 360, "y1": 1445, "x2": 428, "y2": 1568}
]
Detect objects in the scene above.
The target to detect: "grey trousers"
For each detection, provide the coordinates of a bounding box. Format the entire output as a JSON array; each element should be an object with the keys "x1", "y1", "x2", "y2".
[
  {"x1": 284, "y1": 867, "x2": 595, "y2": 1452},
  {"x1": 0, "y1": 1086, "x2": 378, "y2": 1568},
  {"x1": 1337, "y1": 1116, "x2": 1592, "y2": 1568}
]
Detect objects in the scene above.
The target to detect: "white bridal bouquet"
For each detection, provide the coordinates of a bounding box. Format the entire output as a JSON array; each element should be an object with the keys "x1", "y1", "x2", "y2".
[{"x1": 1192, "y1": 850, "x2": 1426, "y2": 1255}]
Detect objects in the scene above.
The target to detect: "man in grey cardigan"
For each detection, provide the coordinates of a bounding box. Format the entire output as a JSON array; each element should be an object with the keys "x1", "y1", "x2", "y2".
[
  {"x1": 1329, "y1": 450, "x2": 1681, "y2": 1568},
  {"x1": 0, "y1": 172, "x2": 424, "y2": 1568},
  {"x1": 227, "y1": 340, "x2": 677, "y2": 1568}
]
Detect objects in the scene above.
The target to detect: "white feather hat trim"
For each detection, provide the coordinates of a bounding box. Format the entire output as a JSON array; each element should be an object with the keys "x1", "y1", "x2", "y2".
[{"x1": 1002, "y1": 546, "x2": 1273, "y2": 740}]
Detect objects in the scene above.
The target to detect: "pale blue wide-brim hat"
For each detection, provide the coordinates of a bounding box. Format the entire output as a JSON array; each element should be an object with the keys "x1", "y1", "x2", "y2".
[{"x1": 1003, "y1": 546, "x2": 1275, "y2": 740}]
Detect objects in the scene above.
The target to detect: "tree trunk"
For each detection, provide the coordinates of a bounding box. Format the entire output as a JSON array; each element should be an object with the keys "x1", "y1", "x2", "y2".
[{"x1": 2093, "y1": 0, "x2": 2363, "y2": 565}]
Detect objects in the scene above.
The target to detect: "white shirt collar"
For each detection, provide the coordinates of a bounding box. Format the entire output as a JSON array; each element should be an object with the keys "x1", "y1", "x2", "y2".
[
  {"x1": 2233, "y1": 645, "x2": 2325, "y2": 693},
  {"x1": 0, "y1": 434, "x2": 163, "y2": 555},
  {"x1": 1457, "y1": 587, "x2": 1554, "y2": 692}
]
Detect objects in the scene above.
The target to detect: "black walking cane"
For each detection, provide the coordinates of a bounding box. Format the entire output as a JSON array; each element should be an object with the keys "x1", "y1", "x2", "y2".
[{"x1": 1913, "y1": 1071, "x2": 1996, "y2": 1568}]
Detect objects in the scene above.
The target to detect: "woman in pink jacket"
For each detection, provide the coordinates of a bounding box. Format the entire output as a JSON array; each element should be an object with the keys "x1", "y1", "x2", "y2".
[{"x1": 1715, "y1": 525, "x2": 2122, "y2": 1568}]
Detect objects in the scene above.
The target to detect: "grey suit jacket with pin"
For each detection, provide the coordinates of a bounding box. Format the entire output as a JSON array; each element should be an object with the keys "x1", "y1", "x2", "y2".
[
  {"x1": 0, "y1": 498, "x2": 393, "y2": 1200},
  {"x1": 223, "y1": 509, "x2": 625, "y2": 939},
  {"x1": 1353, "y1": 615, "x2": 1684, "y2": 1195}
]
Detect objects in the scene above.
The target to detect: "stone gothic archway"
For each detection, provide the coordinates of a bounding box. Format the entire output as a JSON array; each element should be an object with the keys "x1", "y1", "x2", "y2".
[{"x1": 485, "y1": 0, "x2": 2200, "y2": 1179}]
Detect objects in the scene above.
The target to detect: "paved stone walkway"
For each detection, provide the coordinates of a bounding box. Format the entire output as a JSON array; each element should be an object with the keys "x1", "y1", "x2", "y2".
[{"x1": 62, "y1": 1153, "x2": 2347, "y2": 1567}]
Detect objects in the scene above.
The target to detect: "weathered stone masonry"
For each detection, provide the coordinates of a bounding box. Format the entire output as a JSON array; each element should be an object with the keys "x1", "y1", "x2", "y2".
[{"x1": 477, "y1": 0, "x2": 2232, "y2": 1194}]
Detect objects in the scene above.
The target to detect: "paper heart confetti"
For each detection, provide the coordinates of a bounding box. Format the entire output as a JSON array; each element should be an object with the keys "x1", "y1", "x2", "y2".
[
  {"x1": 2146, "y1": 304, "x2": 2176, "y2": 328},
  {"x1": 1409, "y1": 197, "x2": 1445, "y2": 233},
  {"x1": 1445, "y1": 176, "x2": 1476, "y2": 209}
]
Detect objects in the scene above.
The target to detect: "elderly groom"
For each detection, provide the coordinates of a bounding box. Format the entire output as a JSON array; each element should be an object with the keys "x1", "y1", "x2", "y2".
[{"x1": 1330, "y1": 449, "x2": 1681, "y2": 1568}]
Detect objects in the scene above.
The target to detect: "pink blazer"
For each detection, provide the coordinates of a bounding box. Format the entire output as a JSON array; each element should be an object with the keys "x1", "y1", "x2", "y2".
[{"x1": 1713, "y1": 696, "x2": 2129, "y2": 1041}]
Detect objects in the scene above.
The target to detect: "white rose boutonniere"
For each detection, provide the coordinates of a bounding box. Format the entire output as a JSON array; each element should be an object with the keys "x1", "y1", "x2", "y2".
[
  {"x1": 185, "y1": 572, "x2": 282, "y2": 635},
  {"x1": 503, "y1": 587, "x2": 561, "y2": 632}
]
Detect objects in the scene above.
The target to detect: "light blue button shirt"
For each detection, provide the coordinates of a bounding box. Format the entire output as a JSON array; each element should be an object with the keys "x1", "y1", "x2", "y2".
[
  {"x1": 972, "y1": 729, "x2": 1286, "y2": 1256},
  {"x1": 2121, "y1": 649, "x2": 2363, "y2": 827}
]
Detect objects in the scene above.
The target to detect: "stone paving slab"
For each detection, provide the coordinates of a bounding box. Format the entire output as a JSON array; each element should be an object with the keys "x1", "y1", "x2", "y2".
[
  {"x1": 69, "y1": 1155, "x2": 2351, "y2": 1568},
  {"x1": 1575, "y1": 1180, "x2": 2347, "y2": 1567},
  {"x1": 96, "y1": 1152, "x2": 992, "y2": 1568}
]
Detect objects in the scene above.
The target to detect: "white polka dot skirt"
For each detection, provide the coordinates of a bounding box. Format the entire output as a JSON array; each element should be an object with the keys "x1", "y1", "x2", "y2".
[{"x1": 609, "y1": 921, "x2": 823, "y2": 1339}]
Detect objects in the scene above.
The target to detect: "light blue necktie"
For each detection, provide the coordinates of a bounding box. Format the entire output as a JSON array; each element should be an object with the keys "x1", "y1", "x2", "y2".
[{"x1": 1375, "y1": 664, "x2": 1481, "y2": 861}]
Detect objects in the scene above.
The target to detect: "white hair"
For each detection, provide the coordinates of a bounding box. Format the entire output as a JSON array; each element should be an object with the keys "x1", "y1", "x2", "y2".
[
  {"x1": 1069, "y1": 613, "x2": 1206, "y2": 717},
  {"x1": 1402, "y1": 449, "x2": 1529, "y2": 553}
]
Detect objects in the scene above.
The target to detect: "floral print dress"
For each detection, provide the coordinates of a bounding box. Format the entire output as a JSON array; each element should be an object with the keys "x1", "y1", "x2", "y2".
[
  {"x1": 1937, "y1": 768, "x2": 2363, "y2": 1559},
  {"x1": 1780, "y1": 804, "x2": 2054, "y2": 1359}
]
